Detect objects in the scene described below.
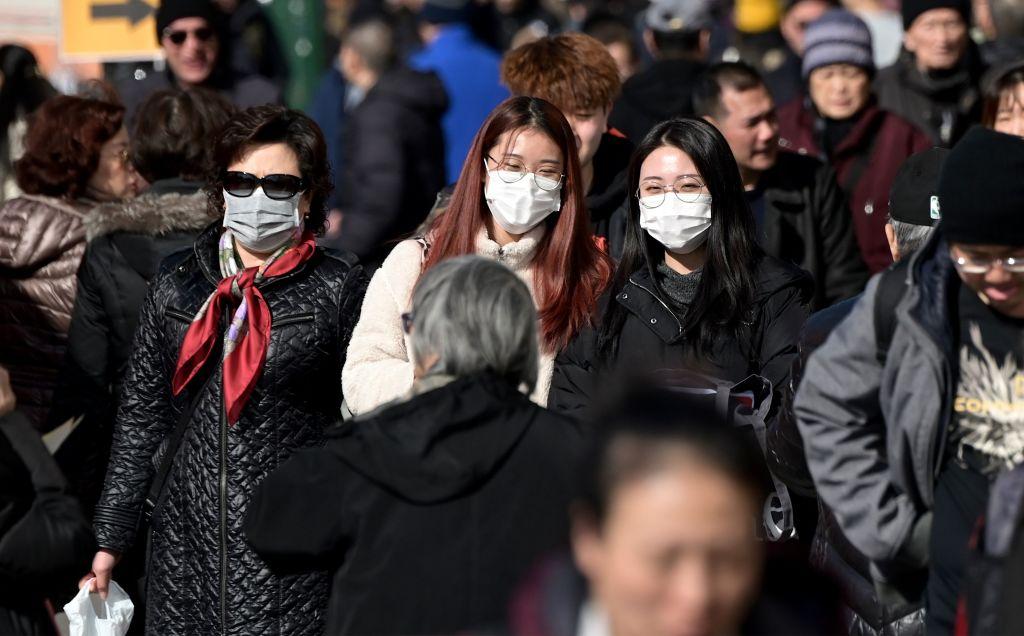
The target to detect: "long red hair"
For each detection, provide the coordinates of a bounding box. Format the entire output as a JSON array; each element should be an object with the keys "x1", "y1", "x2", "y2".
[{"x1": 422, "y1": 96, "x2": 612, "y2": 352}]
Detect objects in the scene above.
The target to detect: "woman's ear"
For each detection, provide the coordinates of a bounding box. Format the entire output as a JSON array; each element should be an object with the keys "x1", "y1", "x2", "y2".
[{"x1": 299, "y1": 192, "x2": 312, "y2": 216}]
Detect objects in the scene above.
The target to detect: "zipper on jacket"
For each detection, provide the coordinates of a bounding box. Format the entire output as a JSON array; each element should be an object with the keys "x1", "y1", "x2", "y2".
[
  {"x1": 220, "y1": 395, "x2": 228, "y2": 634},
  {"x1": 626, "y1": 277, "x2": 683, "y2": 338}
]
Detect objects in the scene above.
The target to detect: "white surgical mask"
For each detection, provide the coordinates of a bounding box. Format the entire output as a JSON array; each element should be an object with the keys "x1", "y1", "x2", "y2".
[
  {"x1": 484, "y1": 166, "x2": 562, "y2": 235},
  {"x1": 223, "y1": 187, "x2": 301, "y2": 253},
  {"x1": 639, "y1": 193, "x2": 713, "y2": 254}
]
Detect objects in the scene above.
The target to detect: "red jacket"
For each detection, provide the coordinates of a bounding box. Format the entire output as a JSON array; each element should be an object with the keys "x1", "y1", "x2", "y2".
[{"x1": 777, "y1": 98, "x2": 932, "y2": 273}]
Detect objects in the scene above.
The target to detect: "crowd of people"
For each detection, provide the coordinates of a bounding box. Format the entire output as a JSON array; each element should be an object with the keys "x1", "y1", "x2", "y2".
[{"x1": 3, "y1": 0, "x2": 1024, "y2": 634}]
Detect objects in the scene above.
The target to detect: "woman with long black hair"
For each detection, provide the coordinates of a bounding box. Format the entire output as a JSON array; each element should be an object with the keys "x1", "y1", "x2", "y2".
[{"x1": 549, "y1": 117, "x2": 813, "y2": 415}]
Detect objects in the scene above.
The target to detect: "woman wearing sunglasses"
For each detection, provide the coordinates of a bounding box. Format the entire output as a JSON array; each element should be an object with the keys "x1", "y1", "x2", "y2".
[
  {"x1": 342, "y1": 96, "x2": 612, "y2": 414},
  {"x1": 549, "y1": 118, "x2": 813, "y2": 420},
  {"x1": 83, "y1": 105, "x2": 368, "y2": 635}
]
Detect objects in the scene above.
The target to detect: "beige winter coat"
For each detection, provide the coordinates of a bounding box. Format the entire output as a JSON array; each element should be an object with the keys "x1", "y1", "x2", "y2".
[{"x1": 342, "y1": 226, "x2": 553, "y2": 416}]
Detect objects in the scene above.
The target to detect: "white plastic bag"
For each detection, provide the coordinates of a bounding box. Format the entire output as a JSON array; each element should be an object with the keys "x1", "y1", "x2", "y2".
[{"x1": 63, "y1": 578, "x2": 134, "y2": 636}]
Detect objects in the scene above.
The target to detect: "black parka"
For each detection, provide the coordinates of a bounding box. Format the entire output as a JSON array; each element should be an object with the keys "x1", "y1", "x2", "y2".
[
  {"x1": 92, "y1": 223, "x2": 368, "y2": 635},
  {"x1": 550, "y1": 256, "x2": 813, "y2": 418},
  {"x1": 244, "y1": 373, "x2": 586, "y2": 635}
]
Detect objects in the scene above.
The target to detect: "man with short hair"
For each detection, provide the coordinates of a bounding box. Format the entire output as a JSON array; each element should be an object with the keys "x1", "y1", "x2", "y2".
[
  {"x1": 795, "y1": 128, "x2": 1024, "y2": 635},
  {"x1": 874, "y1": 0, "x2": 983, "y2": 146},
  {"x1": 333, "y1": 18, "x2": 447, "y2": 267},
  {"x1": 695, "y1": 61, "x2": 867, "y2": 309},
  {"x1": 608, "y1": 0, "x2": 712, "y2": 143},
  {"x1": 117, "y1": 0, "x2": 280, "y2": 121},
  {"x1": 501, "y1": 33, "x2": 633, "y2": 246}
]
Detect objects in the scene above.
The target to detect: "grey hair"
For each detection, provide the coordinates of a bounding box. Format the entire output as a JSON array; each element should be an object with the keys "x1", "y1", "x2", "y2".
[
  {"x1": 889, "y1": 217, "x2": 936, "y2": 256},
  {"x1": 409, "y1": 256, "x2": 539, "y2": 391},
  {"x1": 343, "y1": 19, "x2": 397, "y2": 75}
]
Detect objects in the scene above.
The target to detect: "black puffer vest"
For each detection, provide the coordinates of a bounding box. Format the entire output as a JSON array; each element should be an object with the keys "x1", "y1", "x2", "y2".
[{"x1": 93, "y1": 223, "x2": 368, "y2": 635}]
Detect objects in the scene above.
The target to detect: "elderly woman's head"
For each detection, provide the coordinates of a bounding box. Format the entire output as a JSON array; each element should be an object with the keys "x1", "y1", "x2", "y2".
[{"x1": 406, "y1": 256, "x2": 538, "y2": 391}]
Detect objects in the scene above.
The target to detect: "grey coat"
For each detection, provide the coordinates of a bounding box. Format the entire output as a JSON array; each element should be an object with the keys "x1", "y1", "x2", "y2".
[{"x1": 794, "y1": 231, "x2": 957, "y2": 568}]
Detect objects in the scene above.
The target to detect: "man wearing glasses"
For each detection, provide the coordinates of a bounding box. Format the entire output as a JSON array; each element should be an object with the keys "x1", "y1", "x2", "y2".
[
  {"x1": 795, "y1": 127, "x2": 1024, "y2": 636},
  {"x1": 118, "y1": 0, "x2": 280, "y2": 121}
]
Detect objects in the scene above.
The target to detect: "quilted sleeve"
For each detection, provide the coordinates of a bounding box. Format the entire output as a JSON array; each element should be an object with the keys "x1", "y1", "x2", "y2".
[{"x1": 92, "y1": 273, "x2": 177, "y2": 553}]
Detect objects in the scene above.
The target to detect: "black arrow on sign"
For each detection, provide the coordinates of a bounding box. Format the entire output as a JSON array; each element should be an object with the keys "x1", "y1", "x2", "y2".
[{"x1": 90, "y1": 0, "x2": 155, "y2": 26}]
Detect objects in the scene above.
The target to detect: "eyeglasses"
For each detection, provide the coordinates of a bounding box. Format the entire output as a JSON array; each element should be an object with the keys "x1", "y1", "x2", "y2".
[
  {"x1": 163, "y1": 26, "x2": 215, "y2": 46},
  {"x1": 636, "y1": 175, "x2": 708, "y2": 208},
  {"x1": 953, "y1": 254, "x2": 1024, "y2": 275},
  {"x1": 401, "y1": 311, "x2": 414, "y2": 334},
  {"x1": 224, "y1": 171, "x2": 306, "y2": 200},
  {"x1": 485, "y1": 156, "x2": 563, "y2": 192}
]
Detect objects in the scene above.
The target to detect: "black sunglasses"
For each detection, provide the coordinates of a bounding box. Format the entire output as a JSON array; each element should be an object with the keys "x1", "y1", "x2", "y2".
[
  {"x1": 224, "y1": 171, "x2": 306, "y2": 200},
  {"x1": 164, "y1": 26, "x2": 215, "y2": 46}
]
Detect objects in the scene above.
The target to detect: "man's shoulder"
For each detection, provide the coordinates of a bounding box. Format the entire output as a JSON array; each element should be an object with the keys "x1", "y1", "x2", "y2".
[{"x1": 765, "y1": 151, "x2": 828, "y2": 189}]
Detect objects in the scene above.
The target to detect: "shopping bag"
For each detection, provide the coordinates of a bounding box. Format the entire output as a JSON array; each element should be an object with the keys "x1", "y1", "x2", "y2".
[{"x1": 63, "y1": 578, "x2": 134, "y2": 636}]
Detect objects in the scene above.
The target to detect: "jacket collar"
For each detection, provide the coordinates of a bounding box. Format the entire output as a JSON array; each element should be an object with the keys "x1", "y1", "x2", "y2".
[
  {"x1": 475, "y1": 224, "x2": 545, "y2": 272},
  {"x1": 84, "y1": 183, "x2": 213, "y2": 241},
  {"x1": 903, "y1": 230, "x2": 959, "y2": 363},
  {"x1": 779, "y1": 97, "x2": 885, "y2": 161},
  {"x1": 616, "y1": 266, "x2": 684, "y2": 344}
]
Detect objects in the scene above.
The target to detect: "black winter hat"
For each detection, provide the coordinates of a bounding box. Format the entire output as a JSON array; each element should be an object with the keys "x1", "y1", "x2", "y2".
[
  {"x1": 901, "y1": 0, "x2": 970, "y2": 29},
  {"x1": 939, "y1": 127, "x2": 1024, "y2": 246},
  {"x1": 889, "y1": 147, "x2": 948, "y2": 227},
  {"x1": 156, "y1": 0, "x2": 219, "y2": 40}
]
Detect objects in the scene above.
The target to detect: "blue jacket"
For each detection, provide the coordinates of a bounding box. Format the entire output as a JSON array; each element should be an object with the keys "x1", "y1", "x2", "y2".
[{"x1": 410, "y1": 24, "x2": 508, "y2": 182}]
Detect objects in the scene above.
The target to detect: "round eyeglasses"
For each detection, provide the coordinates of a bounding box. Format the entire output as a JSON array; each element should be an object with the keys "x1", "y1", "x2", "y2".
[
  {"x1": 636, "y1": 175, "x2": 708, "y2": 209},
  {"x1": 485, "y1": 156, "x2": 563, "y2": 192},
  {"x1": 952, "y1": 253, "x2": 1024, "y2": 275}
]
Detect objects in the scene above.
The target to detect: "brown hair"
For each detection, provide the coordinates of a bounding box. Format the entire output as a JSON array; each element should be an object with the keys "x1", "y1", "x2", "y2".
[
  {"x1": 501, "y1": 33, "x2": 621, "y2": 114},
  {"x1": 14, "y1": 94, "x2": 124, "y2": 199},
  {"x1": 207, "y1": 105, "x2": 332, "y2": 235},
  {"x1": 422, "y1": 96, "x2": 612, "y2": 353},
  {"x1": 132, "y1": 87, "x2": 235, "y2": 183}
]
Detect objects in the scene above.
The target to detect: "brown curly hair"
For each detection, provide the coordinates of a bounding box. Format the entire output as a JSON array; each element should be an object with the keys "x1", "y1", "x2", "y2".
[
  {"x1": 207, "y1": 105, "x2": 331, "y2": 235},
  {"x1": 14, "y1": 94, "x2": 125, "y2": 199},
  {"x1": 501, "y1": 33, "x2": 622, "y2": 114}
]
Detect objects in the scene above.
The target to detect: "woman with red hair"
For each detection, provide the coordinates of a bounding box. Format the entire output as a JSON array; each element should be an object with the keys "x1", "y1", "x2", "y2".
[{"x1": 343, "y1": 96, "x2": 612, "y2": 413}]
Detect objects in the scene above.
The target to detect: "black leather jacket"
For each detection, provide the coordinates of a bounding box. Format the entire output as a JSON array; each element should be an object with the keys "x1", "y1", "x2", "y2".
[{"x1": 93, "y1": 224, "x2": 368, "y2": 635}]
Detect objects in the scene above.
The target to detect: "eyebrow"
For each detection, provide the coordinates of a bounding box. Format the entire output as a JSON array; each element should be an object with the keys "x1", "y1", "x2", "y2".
[
  {"x1": 640, "y1": 173, "x2": 702, "y2": 181},
  {"x1": 500, "y1": 153, "x2": 562, "y2": 166}
]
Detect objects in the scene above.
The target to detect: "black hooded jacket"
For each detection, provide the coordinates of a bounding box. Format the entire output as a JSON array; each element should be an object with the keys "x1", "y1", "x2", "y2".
[
  {"x1": 334, "y1": 67, "x2": 448, "y2": 266},
  {"x1": 550, "y1": 256, "x2": 813, "y2": 418},
  {"x1": 245, "y1": 373, "x2": 586, "y2": 635}
]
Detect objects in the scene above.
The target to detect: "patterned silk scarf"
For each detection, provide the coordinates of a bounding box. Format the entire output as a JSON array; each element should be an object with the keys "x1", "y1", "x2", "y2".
[{"x1": 172, "y1": 230, "x2": 317, "y2": 423}]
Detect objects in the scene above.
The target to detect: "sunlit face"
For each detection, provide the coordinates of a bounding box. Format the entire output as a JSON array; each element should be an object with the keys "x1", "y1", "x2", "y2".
[
  {"x1": 564, "y1": 106, "x2": 610, "y2": 171},
  {"x1": 951, "y1": 243, "x2": 1024, "y2": 318},
  {"x1": 162, "y1": 17, "x2": 219, "y2": 86},
  {"x1": 88, "y1": 127, "x2": 137, "y2": 200},
  {"x1": 573, "y1": 460, "x2": 764, "y2": 636},
  {"x1": 484, "y1": 126, "x2": 565, "y2": 185},
  {"x1": 808, "y1": 64, "x2": 872, "y2": 120},
  {"x1": 638, "y1": 145, "x2": 709, "y2": 202},
  {"x1": 225, "y1": 142, "x2": 311, "y2": 218},
  {"x1": 780, "y1": 0, "x2": 831, "y2": 54},
  {"x1": 711, "y1": 86, "x2": 779, "y2": 176},
  {"x1": 905, "y1": 9, "x2": 968, "y2": 72},
  {"x1": 993, "y1": 84, "x2": 1024, "y2": 137}
]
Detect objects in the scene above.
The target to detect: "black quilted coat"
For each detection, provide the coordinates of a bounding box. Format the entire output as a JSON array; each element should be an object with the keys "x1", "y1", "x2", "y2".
[{"x1": 92, "y1": 223, "x2": 368, "y2": 635}]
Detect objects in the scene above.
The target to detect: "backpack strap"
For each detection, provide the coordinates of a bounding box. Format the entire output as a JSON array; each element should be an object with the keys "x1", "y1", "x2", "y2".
[
  {"x1": 873, "y1": 260, "x2": 911, "y2": 365},
  {"x1": 0, "y1": 411, "x2": 67, "y2": 493}
]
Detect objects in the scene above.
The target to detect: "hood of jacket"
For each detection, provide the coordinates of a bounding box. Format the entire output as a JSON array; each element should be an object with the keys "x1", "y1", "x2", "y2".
[
  {"x1": 327, "y1": 373, "x2": 546, "y2": 504},
  {"x1": 367, "y1": 67, "x2": 449, "y2": 119},
  {"x1": 0, "y1": 195, "x2": 89, "y2": 271},
  {"x1": 84, "y1": 181, "x2": 215, "y2": 242}
]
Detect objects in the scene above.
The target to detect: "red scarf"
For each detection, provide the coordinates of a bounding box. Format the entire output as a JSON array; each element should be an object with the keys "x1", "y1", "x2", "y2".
[{"x1": 171, "y1": 233, "x2": 317, "y2": 424}]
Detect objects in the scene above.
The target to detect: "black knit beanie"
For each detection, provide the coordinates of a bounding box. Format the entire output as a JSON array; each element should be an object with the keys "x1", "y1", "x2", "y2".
[
  {"x1": 939, "y1": 127, "x2": 1024, "y2": 246},
  {"x1": 901, "y1": 0, "x2": 970, "y2": 29},
  {"x1": 156, "y1": 0, "x2": 219, "y2": 40}
]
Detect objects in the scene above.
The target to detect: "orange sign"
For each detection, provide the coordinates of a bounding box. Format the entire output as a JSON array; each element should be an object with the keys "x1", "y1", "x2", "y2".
[{"x1": 61, "y1": 0, "x2": 161, "y2": 61}]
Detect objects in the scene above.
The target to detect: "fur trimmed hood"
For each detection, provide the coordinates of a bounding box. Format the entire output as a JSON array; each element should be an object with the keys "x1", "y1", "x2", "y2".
[{"x1": 85, "y1": 190, "x2": 217, "y2": 242}]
